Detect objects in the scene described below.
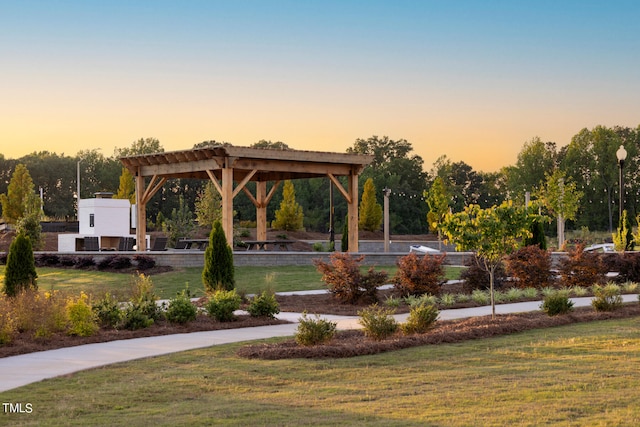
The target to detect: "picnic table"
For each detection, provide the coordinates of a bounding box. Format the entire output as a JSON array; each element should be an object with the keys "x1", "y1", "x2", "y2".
[
  {"x1": 178, "y1": 238, "x2": 209, "y2": 250},
  {"x1": 243, "y1": 240, "x2": 294, "y2": 251}
]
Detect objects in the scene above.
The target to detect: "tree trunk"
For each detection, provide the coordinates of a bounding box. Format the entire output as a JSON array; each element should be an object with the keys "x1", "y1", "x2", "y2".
[{"x1": 489, "y1": 266, "x2": 496, "y2": 320}]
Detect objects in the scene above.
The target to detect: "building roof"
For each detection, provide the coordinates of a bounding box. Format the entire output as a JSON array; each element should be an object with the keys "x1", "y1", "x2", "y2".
[{"x1": 119, "y1": 145, "x2": 374, "y2": 182}]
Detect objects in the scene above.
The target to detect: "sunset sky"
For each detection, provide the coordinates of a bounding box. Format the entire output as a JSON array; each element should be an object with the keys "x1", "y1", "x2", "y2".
[{"x1": 2, "y1": 0, "x2": 639, "y2": 172}]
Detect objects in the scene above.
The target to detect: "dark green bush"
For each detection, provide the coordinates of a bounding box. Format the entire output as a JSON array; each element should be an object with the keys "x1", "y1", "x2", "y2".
[
  {"x1": 97, "y1": 255, "x2": 132, "y2": 270},
  {"x1": 121, "y1": 273, "x2": 162, "y2": 330},
  {"x1": 247, "y1": 290, "x2": 280, "y2": 318},
  {"x1": 541, "y1": 291, "x2": 574, "y2": 316},
  {"x1": 401, "y1": 302, "x2": 439, "y2": 335},
  {"x1": 3, "y1": 233, "x2": 37, "y2": 297},
  {"x1": 93, "y1": 292, "x2": 122, "y2": 329},
  {"x1": 75, "y1": 256, "x2": 95, "y2": 269},
  {"x1": 295, "y1": 313, "x2": 337, "y2": 346},
  {"x1": 202, "y1": 220, "x2": 235, "y2": 292},
  {"x1": 59, "y1": 256, "x2": 76, "y2": 267},
  {"x1": 35, "y1": 253, "x2": 60, "y2": 267},
  {"x1": 165, "y1": 288, "x2": 197, "y2": 324},
  {"x1": 133, "y1": 254, "x2": 156, "y2": 270},
  {"x1": 206, "y1": 289, "x2": 241, "y2": 322},
  {"x1": 358, "y1": 304, "x2": 398, "y2": 341}
]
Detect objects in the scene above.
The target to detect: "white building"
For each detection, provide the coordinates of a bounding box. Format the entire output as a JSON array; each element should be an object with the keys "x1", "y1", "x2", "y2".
[{"x1": 58, "y1": 192, "x2": 148, "y2": 251}]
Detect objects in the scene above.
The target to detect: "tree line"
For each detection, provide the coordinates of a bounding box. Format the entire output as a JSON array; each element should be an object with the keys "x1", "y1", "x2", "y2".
[{"x1": 1, "y1": 125, "x2": 639, "y2": 237}]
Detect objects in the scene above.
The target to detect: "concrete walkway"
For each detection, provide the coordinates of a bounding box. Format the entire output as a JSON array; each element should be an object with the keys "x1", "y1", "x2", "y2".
[{"x1": 0, "y1": 294, "x2": 637, "y2": 394}]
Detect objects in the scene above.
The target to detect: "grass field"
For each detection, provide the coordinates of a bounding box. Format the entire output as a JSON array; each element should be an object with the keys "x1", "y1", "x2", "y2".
[
  {"x1": 0, "y1": 265, "x2": 465, "y2": 299},
  {"x1": 1, "y1": 317, "x2": 638, "y2": 426}
]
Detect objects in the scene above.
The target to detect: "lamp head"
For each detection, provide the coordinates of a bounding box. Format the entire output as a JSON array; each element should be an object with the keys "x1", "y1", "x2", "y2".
[{"x1": 616, "y1": 145, "x2": 628, "y2": 162}]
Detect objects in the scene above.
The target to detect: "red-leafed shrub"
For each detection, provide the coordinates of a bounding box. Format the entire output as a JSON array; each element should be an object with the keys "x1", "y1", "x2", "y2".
[
  {"x1": 558, "y1": 243, "x2": 606, "y2": 288},
  {"x1": 505, "y1": 245, "x2": 555, "y2": 289},
  {"x1": 392, "y1": 252, "x2": 446, "y2": 297},
  {"x1": 314, "y1": 253, "x2": 387, "y2": 304}
]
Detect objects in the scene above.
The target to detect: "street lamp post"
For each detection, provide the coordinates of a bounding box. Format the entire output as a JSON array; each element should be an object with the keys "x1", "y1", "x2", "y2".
[
  {"x1": 616, "y1": 145, "x2": 627, "y2": 222},
  {"x1": 383, "y1": 188, "x2": 391, "y2": 252}
]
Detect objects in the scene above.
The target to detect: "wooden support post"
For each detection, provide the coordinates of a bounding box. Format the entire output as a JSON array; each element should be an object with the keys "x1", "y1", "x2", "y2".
[
  {"x1": 256, "y1": 181, "x2": 267, "y2": 241},
  {"x1": 348, "y1": 172, "x2": 359, "y2": 253},
  {"x1": 221, "y1": 162, "x2": 234, "y2": 246},
  {"x1": 135, "y1": 172, "x2": 146, "y2": 251}
]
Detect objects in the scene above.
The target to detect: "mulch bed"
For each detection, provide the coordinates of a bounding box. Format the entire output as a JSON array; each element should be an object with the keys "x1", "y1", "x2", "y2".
[
  {"x1": 0, "y1": 315, "x2": 288, "y2": 359},
  {"x1": 237, "y1": 304, "x2": 640, "y2": 360}
]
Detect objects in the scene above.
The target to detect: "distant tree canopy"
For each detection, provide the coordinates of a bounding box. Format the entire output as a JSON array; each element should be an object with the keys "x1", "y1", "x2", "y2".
[{"x1": 0, "y1": 125, "x2": 639, "y2": 236}]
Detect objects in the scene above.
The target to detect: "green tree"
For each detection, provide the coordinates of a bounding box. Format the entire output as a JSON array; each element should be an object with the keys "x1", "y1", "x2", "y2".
[
  {"x1": 16, "y1": 191, "x2": 43, "y2": 250},
  {"x1": 359, "y1": 178, "x2": 382, "y2": 232},
  {"x1": 0, "y1": 164, "x2": 39, "y2": 224},
  {"x1": 115, "y1": 167, "x2": 136, "y2": 203},
  {"x1": 341, "y1": 218, "x2": 349, "y2": 252},
  {"x1": 195, "y1": 181, "x2": 222, "y2": 229},
  {"x1": 251, "y1": 140, "x2": 290, "y2": 150},
  {"x1": 425, "y1": 176, "x2": 449, "y2": 250},
  {"x1": 163, "y1": 196, "x2": 195, "y2": 247},
  {"x1": 538, "y1": 170, "x2": 582, "y2": 249},
  {"x1": 3, "y1": 233, "x2": 37, "y2": 297},
  {"x1": 272, "y1": 180, "x2": 304, "y2": 231},
  {"x1": 348, "y1": 136, "x2": 429, "y2": 234},
  {"x1": 115, "y1": 137, "x2": 164, "y2": 157},
  {"x1": 202, "y1": 220, "x2": 235, "y2": 292},
  {"x1": 504, "y1": 137, "x2": 558, "y2": 201},
  {"x1": 439, "y1": 201, "x2": 533, "y2": 319}
]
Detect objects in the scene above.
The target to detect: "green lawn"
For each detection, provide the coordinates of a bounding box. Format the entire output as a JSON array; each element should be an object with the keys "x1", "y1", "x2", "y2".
[
  {"x1": 0, "y1": 265, "x2": 465, "y2": 299},
  {"x1": 1, "y1": 317, "x2": 639, "y2": 426}
]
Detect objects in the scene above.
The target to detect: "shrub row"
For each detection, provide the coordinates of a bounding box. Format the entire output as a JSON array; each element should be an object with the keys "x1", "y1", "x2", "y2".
[
  {"x1": 0, "y1": 273, "x2": 280, "y2": 346},
  {"x1": 31, "y1": 253, "x2": 156, "y2": 271}
]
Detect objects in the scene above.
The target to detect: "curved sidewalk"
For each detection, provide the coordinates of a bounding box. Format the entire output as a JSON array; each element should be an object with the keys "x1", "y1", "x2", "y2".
[{"x1": 1, "y1": 294, "x2": 637, "y2": 394}]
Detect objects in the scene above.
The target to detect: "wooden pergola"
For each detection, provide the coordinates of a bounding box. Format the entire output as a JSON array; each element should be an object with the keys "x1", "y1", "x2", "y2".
[{"x1": 119, "y1": 145, "x2": 373, "y2": 252}]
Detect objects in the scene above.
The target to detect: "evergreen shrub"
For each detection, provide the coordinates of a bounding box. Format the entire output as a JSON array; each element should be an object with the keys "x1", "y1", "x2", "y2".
[
  {"x1": 202, "y1": 220, "x2": 235, "y2": 292},
  {"x1": 247, "y1": 290, "x2": 280, "y2": 318},
  {"x1": 541, "y1": 290, "x2": 574, "y2": 316},
  {"x1": 591, "y1": 283, "x2": 623, "y2": 312},
  {"x1": 358, "y1": 304, "x2": 398, "y2": 341},
  {"x1": 165, "y1": 288, "x2": 197, "y2": 324},
  {"x1": 295, "y1": 313, "x2": 337, "y2": 346},
  {"x1": 401, "y1": 302, "x2": 439, "y2": 335},
  {"x1": 206, "y1": 289, "x2": 241, "y2": 322},
  {"x1": 3, "y1": 233, "x2": 37, "y2": 297}
]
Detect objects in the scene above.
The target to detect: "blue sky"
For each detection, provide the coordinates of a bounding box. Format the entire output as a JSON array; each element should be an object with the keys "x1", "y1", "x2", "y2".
[{"x1": 1, "y1": 0, "x2": 639, "y2": 171}]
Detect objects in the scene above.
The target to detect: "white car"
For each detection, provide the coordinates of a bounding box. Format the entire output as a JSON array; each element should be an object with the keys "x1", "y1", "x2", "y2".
[
  {"x1": 409, "y1": 245, "x2": 441, "y2": 254},
  {"x1": 583, "y1": 243, "x2": 616, "y2": 253}
]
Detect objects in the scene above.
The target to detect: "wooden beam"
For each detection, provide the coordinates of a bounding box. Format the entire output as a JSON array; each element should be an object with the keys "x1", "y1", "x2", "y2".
[
  {"x1": 232, "y1": 169, "x2": 257, "y2": 198},
  {"x1": 242, "y1": 187, "x2": 259, "y2": 207},
  {"x1": 141, "y1": 175, "x2": 167, "y2": 205},
  {"x1": 206, "y1": 170, "x2": 222, "y2": 195},
  {"x1": 221, "y1": 162, "x2": 234, "y2": 245},
  {"x1": 328, "y1": 173, "x2": 351, "y2": 203}
]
